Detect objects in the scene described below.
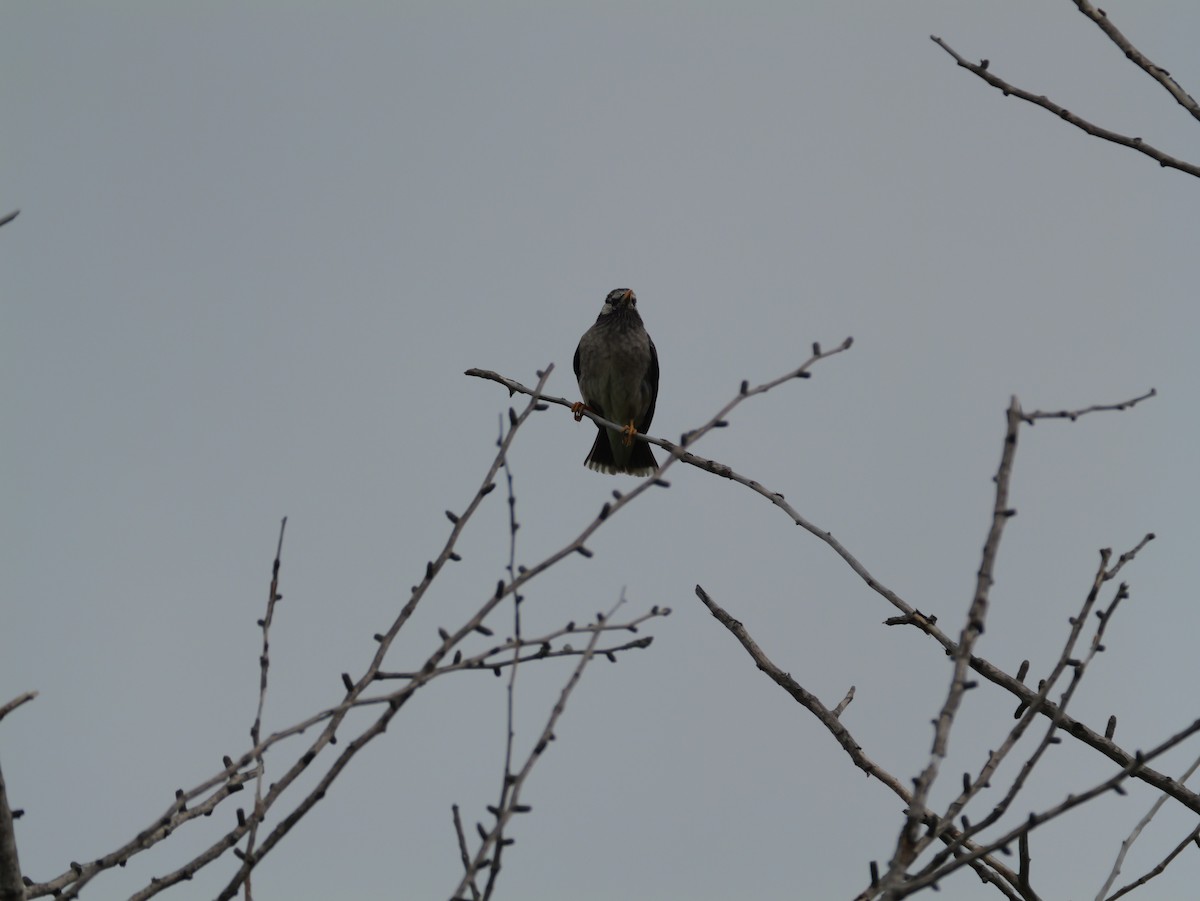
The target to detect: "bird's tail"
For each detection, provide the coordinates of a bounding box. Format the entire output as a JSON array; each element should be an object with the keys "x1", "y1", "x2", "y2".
[{"x1": 584, "y1": 428, "x2": 658, "y2": 476}]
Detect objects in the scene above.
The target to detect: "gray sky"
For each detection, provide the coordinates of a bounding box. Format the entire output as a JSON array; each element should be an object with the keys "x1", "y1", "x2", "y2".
[{"x1": 4, "y1": 3, "x2": 1199, "y2": 899}]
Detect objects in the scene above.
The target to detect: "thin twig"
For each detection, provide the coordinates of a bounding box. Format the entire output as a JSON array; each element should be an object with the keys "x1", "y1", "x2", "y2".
[
  {"x1": 1097, "y1": 751, "x2": 1200, "y2": 900},
  {"x1": 1105, "y1": 819, "x2": 1200, "y2": 901},
  {"x1": 1018, "y1": 832, "x2": 1033, "y2": 898},
  {"x1": 695, "y1": 586, "x2": 1026, "y2": 900},
  {"x1": 921, "y1": 565, "x2": 1131, "y2": 880},
  {"x1": 0, "y1": 692, "x2": 37, "y2": 725},
  {"x1": 697, "y1": 586, "x2": 901, "y2": 790},
  {"x1": 1022, "y1": 388, "x2": 1156, "y2": 424},
  {"x1": 1103, "y1": 532, "x2": 1156, "y2": 582},
  {"x1": 451, "y1": 805, "x2": 480, "y2": 901},
  {"x1": 242, "y1": 516, "x2": 287, "y2": 901},
  {"x1": 374, "y1": 632, "x2": 656, "y2": 681},
  {"x1": 451, "y1": 597, "x2": 626, "y2": 901},
  {"x1": 481, "y1": 426, "x2": 524, "y2": 900}
]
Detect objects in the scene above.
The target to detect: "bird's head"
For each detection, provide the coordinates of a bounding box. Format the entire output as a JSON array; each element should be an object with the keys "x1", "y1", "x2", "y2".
[{"x1": 600, "y1": 288, "x2": 637, "y2": 316}]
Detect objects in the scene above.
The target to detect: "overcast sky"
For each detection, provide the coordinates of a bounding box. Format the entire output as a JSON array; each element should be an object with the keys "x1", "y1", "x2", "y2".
[{"x1": 4, "y1": 3, "x2": 1199, "y2": 899}]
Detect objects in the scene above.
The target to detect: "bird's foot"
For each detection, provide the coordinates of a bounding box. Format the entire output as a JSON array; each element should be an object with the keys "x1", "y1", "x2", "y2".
[
  {"x1": 571, "y1": 401, "x2": 590, "y2": 422},
  {"x1": 621, "y1": 420, "x2": 638, "y2": 447}
]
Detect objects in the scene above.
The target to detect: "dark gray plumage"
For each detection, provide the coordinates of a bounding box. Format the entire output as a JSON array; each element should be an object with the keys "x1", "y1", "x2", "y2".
[{"x1": 573, "y1": 288, "x2": 659, "y2": 475}]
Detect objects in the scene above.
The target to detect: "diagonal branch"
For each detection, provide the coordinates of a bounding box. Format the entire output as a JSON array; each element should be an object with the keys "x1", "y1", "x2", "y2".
[
  {"x1": 695, "y1": 586, "x2": 891, "y2": 787},
  {"x1": 931, "y1": 35, "x2": 1200, "y2": 179},
  {"x1": 0, "y1": 694, "x2": 37, "y2": 725},
  {"x1": 1070, "y1": 0, "x2": 1200, "y2": 122},
  {"x1": 694, "y1": 586, "x2": 1028, "y2": 900}
]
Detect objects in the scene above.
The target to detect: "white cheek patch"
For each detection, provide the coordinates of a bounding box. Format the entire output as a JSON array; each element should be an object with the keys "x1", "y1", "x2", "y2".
[{"x1": 600, "y1": 302, "x2": 614, "y2": 315}]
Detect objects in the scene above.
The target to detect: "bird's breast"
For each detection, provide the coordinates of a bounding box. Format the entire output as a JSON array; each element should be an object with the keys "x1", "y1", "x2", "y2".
[{"x1": 577, "y1": 327, "x2": 653, "y2": 424}]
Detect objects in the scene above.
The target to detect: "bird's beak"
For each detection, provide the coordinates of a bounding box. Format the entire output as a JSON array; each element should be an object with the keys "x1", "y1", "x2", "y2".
[{"x1": 619, "y1": 289, "x2": 634, "y2": 303}]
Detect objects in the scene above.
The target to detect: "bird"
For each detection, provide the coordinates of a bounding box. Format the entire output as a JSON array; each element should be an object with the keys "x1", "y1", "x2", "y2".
[{"x1": 573, "y1": 288, "x2": 660, "y2": 475}]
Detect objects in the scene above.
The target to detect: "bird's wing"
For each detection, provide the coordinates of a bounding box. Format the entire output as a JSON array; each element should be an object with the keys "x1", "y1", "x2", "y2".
[
  {"x1": 573, "y1": 336, "x2": 606, "y2": 418},
  {"x1": 639, "y1": 336, "x2": 660, "y2": 433}
]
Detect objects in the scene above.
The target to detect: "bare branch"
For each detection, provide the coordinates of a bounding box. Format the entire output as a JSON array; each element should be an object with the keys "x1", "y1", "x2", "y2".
[
  {"x1": 450, "y1": 804, "x2": 481, "y2": 901},
  {"x1": 695, "y1": 586, "x2": 1027, "y2": 899},
  {"x1": 882, "y1": 399, "x2": 1024, "y2": 890},
  {"x1": 1105, "y1": 819, "x2": 1200, "y2": 901},
  {"x1": 1098, "y1": 752, "x2": 1200, "y2": 900},
  {"x1": 1021, "y1": 388, "x2": 1157, "y2": 424},
  {"x1": 1018, "y1": 832, "x2": 1033, "y2": 899},
  {"x1": 42, "y1": 767, "x2": 257, "y2": 900},
  {"x1": 832, "y1": 686, "x2": 856, "y2": 719},
  {"x1": 243, "y1": 516, "x2": 288, "y2": 900},
  {"x1": 890, "y1": 717, "x2": 1200, "y2": 897},
  {"x1": 373, "y1": 630, "x2": 656, "y2": 681},
  {"x1": 0, "y1": 693, "x2": 37, "y2": 725},
  {"x1": 480, "y1": 442, "x2": 524, "y2": 900},
  {"x1": 931, "y1": 35, "x2": 1200, "y2": 179},
  {"x1": 922, "y1": 559, "x2": 1132, "y2": 880},
  {"x1": 0, "y1": 695, "x2": 34, "y2": 901},
  {"x1": 450, "y1": 599, "x2": 624, "y2": 900},
  {"x1": 1070, "y1": 0, "x2": 1200, "y2": 122},
  {"x1": 0, "y1": 757, "x2": 26, "y2": 901},
  {"x1": 695, "y1": 586, "x2": 897, "y2": 787},
  {"x1": 0, "y1": 210, "x2": 18, "y2": 229}
]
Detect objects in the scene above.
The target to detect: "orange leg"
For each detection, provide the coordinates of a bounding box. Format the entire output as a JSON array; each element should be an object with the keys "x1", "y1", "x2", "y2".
[
  {"x1": 571, "y1": 401, "x2": 590, "y2": 422},
  {"x1": 621, "y1": 420, "x2": 638, "y2": 446}
]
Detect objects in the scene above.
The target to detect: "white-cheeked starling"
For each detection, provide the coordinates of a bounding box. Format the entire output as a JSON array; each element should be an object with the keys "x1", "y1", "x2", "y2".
[{"x1": 573, "y1": 288, "x2": 660, "y2": 475}]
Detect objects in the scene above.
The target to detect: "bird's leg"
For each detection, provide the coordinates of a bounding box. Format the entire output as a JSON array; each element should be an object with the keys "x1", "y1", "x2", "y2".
[
  {"x1": 571, "y1": 401, "x2": 591, "y2": 422},
  {"x1": 621, "y1": 420, "x2": 638, "y2": 447}
]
